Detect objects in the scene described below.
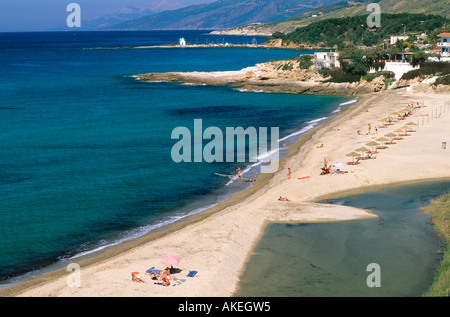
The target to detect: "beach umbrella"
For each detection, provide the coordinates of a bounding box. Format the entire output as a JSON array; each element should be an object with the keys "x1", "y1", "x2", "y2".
[
  {"x1": 385, "y1": 132, "x2": 397, "y2": 143},
  {"x1": 393, "y1": 128, "x2": 404, "y2": 138},
  {"x1": 384, "y1": 116, "x2": 395, "y2": 125},
  {"x1": 355, "y1": 146, "x2": 370, "y2": 157},
  {"x1": 161, "y1": 254, "x2": 180, "y2": 266},
  {"x1": 366, "y1": 141, "x2": 380, "y2": 153},
  {"x1": 376, "y1": 137, "x2": 389, "y2": 149},
  {"x1": 346, "y1": 152, "x2": 360, "y2": 164},
  {"x1": 400, "y1": 125, "x2": 411, "y2": 135},
  {"x1": 378, "y1": 118, "x2": 388, "y2": 128},
  {"x1": 406, "y1": 121, "x2": 417, "y2": 131}
]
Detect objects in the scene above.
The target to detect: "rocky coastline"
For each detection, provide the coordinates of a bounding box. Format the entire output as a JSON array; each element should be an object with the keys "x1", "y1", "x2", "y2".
[{"x1": 134, "y1": 59, "x2": 377, "y2": 96}]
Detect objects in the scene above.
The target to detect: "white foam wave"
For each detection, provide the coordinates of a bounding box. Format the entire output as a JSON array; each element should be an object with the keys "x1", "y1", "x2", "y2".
[
  {"x1": 237, "y1": 88, "x2": 268, "y2": 93},
  {"x1": 339, "y1": 98, "x2": 358, "y2": 106},
  {"x1": 69, "y1": 203, "x2": 217, "y2": 260},
  {"x1": 277, "y1": 117, "x2": 328, "y2": 143}
]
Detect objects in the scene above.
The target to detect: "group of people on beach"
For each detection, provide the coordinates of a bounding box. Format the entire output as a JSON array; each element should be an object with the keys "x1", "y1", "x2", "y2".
[
  {"x1": 320, "y1": 158, "x2": 333, "y2": 175},
  {"x1": 132, "y1": 266, "x2": 177, "y2": 286},
  {"x1": 358, "y1": 124, "x2": 378, "y2": 136}
]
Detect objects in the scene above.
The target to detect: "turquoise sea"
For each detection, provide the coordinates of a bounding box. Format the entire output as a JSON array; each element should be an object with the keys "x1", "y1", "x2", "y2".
[{"x1": 0, "y1": 31, "x2": 352, "y2": 287}]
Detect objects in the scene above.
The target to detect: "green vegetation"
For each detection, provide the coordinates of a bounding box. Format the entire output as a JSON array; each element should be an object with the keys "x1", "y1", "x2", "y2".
[
  {"x1": 362, "y1": 70, "x2": 394, "y2": 82},
  {"x1": 265, "y1": 11, "x2": 449, "y2": 84},
  {"x1": 422, "y1": 194, "x2": 450, "y2": 297},
  {"x1": 434, "y1": 74, "x2": 450, "y2": 86},
  {"x1": 324, "y1": 67, "x2": 361, "y2": 83},
  {"x1": 318, "y1": 67, "x2": 331, "y2": 77},
  {"x1": 299, "y1": 55, "x2": 314, "y2": 69},
  {"x1": 235, "y1": 0, "x2": 450, "y2": 37},
  {"x1": 401, "y1": 62, "x2": 450, "y2": 80},
  {"x1": 266, "y1": 13, "x2": 448, "y2": 48}
]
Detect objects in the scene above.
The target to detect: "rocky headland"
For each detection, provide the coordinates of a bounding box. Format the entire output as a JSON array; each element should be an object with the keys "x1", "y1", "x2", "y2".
[{"x1": 134, "y1": 59, "x2": 381, "y2": 96}]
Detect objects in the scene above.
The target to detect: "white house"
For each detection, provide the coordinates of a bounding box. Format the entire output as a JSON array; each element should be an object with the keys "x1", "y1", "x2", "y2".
[
  {"x1": 179, "y1": 37, "x2": 186, "y2": 46},
  {"x1": 390, "y1": 35, "x2": 409, "y2": 45},
  {"x1": 437, "y1": 33, "x2": 450, "y2": 57},
  {"x1": 314, "y1": 52, "x2": 340, "y2": 69}
]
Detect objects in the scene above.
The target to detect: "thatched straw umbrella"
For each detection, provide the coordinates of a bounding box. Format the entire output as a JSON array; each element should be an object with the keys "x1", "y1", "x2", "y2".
[
  {"x1": 376, "y1": 137, "x2": 389, "y2": 149},
  {"x1": 385, "y1": 132, "x2": 397, "y2": 144},
  {"x1": 355, "y1": 146, "x2": 370, "y2": 158},
  {"x1": 366, "y1": 141, "x2": 380, "y2": 153},
  {"x1": 346, "y1": 152, "x2": 360, "y2": 165},
  {"x1": 406, "y1": 121, "x2": 417, "y2": 131}
]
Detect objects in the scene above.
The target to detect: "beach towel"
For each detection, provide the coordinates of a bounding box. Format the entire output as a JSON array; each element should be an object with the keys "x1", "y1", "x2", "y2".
[
  {"x1": 154, "y1": 282, "x2": 177, "y2": 287},
  {"x1": 173, "y1": 277, "x2": 186, "y2": 283},
  {"x1": 187, "y1": 270, "x2": 197, "y2": 277},
  {"x1": 146, "y1": 268, "x2": 163, "y2": 275}
]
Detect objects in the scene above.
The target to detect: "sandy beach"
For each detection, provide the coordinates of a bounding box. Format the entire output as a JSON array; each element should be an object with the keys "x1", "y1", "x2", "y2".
[{"x1": 1, "y1": 89, "x2": 449, "y2": 297}]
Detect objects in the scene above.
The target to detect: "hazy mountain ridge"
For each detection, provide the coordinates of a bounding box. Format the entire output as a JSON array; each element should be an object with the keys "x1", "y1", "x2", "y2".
[
  {"x1": 213, "y1": 0, "x2": 450, "y2": 35},
  {"x1": 80, "y1": 0, "x2": 214, "y2": 30},
  {"x1": 104, "y1": 0, "x2": 345, "y2": 30}
]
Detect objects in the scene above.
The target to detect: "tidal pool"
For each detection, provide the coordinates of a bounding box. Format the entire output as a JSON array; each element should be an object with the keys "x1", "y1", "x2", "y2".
[{"x1": 234, "y1": 180, "x2": 450, "y2": 296}]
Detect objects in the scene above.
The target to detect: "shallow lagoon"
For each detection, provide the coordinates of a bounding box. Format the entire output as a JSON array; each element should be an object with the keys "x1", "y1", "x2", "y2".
[{"x1": 234, "y1": 180, "x2": 450, "y2": 297}]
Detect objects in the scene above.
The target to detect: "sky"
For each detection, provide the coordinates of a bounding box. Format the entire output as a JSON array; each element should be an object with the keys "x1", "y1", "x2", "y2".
[{"x1": 0, "y1": 0, "x2": 211, "y2": 32}]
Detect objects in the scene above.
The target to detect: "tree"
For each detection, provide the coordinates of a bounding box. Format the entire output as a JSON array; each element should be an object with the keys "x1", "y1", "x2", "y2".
[
  {"x1": 299, "y1": 55, "x2": 313, "y2": 69},
  {"x1": 343, "y1": 53, "x2": 368, "y2": 77},
  {"x1": 410, "y1": 51, "x2": 428, "y2": 67}
]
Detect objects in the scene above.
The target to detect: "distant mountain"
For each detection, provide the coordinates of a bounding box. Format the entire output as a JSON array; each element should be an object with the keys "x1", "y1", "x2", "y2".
[
  {"x1": 104, "y1": 0, "x2": 345, "y2": 30},
  {"x1": 215, "y1": 0, "x2": 450, "y2": 35},
  {"x1": 81, "y1": 0, "x2": 214, "y2": 30}
]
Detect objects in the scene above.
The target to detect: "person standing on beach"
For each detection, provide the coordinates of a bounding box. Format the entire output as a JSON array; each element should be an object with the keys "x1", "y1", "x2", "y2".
[
  {"x1": 368, "y1": 123, "x2": 371, "y2": 135},
  {"x1": 160, "y1": 267, "x2": 171, "y2": 287},
  {"x1": 287, "y1": 168, "x2": 291, "y2": 179},
  {"x1": 237, "y1": 166, "x2": 242, "y2": 183}
]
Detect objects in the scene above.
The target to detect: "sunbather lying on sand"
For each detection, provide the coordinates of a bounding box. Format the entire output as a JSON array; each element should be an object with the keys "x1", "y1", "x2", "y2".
[{"x1": 278, "y1": 196, "x2": 291, "y2": 202}]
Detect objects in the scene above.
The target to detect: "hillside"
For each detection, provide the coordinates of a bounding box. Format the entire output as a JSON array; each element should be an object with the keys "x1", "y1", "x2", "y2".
[
  {"x1": 105, "y1": 0, "x2": 344, "y2": 30},
  {"x1": 213, "y1": 0, "x2": 450, "y2": 35},
  {"x1": 270, "y1": 13, "x2": 448, "y2": 48}
]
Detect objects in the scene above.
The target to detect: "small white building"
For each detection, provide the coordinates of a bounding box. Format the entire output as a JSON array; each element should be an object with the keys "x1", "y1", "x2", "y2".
[
  {"x1": 314, "y1": 52, "x2": 340, "y2": 69},
  {"x1": 437, "y1": 33, "x2": 450, "y2": 57},
  {"x1": 179, "y1": 37, "x2": 186, "y2": 46},
  {"x1": 390, "y1": 35, "x2": 409, "y2": 45}
]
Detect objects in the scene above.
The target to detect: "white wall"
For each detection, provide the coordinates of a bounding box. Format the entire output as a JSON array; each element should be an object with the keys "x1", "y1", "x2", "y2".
[{"x1": 383, "y1": 62, "x2": 420, "y2": 80}]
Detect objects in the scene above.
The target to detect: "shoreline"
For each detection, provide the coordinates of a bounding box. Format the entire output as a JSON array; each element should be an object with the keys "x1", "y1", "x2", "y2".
[
  {"x1": 0, "y1": 93, "x2": 371, "y2": 296},
  {"x1": 0, "y1": 91, "x2": 349, "y2": 293},
  {"x1": 132, "y1": 62, "x2": 377, "y2": 96},
  {"x1": 2, "y1": 90, "x2": 450, "y2": 297}
]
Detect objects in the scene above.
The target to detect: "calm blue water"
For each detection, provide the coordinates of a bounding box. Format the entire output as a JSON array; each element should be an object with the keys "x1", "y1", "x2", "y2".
[{"x1": 0, "y1": 31, "x2": 351, "y2": 286}]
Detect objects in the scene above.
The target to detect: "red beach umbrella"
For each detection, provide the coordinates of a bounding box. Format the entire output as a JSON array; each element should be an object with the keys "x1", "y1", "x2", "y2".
[{"x1": 160, "y1": 254, "x2": 180, "y2": 266}]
